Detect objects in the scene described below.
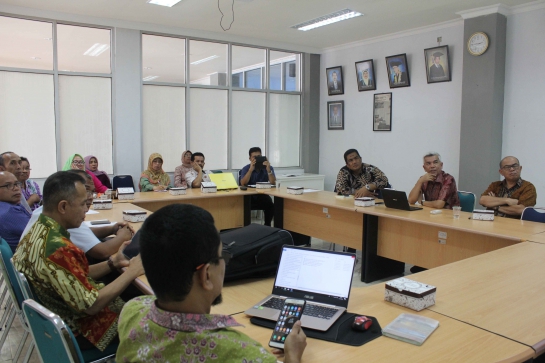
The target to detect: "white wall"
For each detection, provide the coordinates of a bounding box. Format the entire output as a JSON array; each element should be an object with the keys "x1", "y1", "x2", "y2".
[
  {"x1": 319, "y1": 24, "x2": 464, "y2": 193},
  {"x1": 503, "y1": 8, "x2": 545, "y2": 206}
]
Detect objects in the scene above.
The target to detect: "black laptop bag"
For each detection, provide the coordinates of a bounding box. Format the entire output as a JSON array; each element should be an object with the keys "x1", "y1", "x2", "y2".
[{"x1": 221, "y1": 224, "x2": 294, "y2": 282}]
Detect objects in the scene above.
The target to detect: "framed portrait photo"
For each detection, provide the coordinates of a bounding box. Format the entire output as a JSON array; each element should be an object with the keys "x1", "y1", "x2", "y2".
[
  {"x1": 354, "y1": 59, "x2": 376, "y2": 92},
  {"x1": 385, "y1": 54, "x2": 410, "y2": 88},
  {"x1": 326, "y1": 66, "x2": 344, "y2": 96},
  {"x1": 424, "y1": 45, "x2": 451, "y2": 83},
  {"x1": 373, "y1": 93, "x2": 392, "y2": 132},
  {"x1": 328, "y1": 101, "x2": 344, "y2": 130}
]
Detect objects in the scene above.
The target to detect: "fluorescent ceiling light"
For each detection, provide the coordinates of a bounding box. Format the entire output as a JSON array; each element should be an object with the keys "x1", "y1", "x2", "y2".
[
  {"x1": 147, "y1": 0, "x2": 182, "y2": 7},
  {"x1": 190, "y1": 55, "x2": 219, "y2": 65},
  {"x1": 143, "y1": 76, "x2": 160, "y2": 81},
  {"x1": 83, "y1": 43, "x2": 110, "y2": 57},
  {"x1": 292, "y1": 9, "x2": 363, "y2": 31}
]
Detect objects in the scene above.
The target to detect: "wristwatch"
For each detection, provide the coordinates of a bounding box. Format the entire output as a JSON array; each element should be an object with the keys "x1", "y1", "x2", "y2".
[{"x1": 365, "y1": 184, "x2": 370, "y2": 191}]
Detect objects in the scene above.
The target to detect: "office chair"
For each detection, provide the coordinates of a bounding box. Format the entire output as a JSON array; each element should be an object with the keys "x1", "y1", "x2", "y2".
[
  {"x1": 112, "y1": 175, "x2": 134, "y2": 190},
  {"x1": 457, "y1": 191, "x2": 476, "y2": 212},
  {"x1": 521, "y1": 207, "x2": 545, "y2": 223},
  {"x1": 22, "y1": 299, "x2": 117, "y2": 363}
]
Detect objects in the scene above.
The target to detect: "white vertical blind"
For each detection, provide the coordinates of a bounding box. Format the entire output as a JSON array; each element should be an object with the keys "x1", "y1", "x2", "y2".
[
  {"x1": 189, "y1": 88, "x2": 228, "y2": 169},
  {"x1": 58, "y1": 75, "x2": 113, "y2": 173},
  {"x1": 0, "y1": 71, "x2": 56, "y2": 177},
  {"x1": 142, "y1": 85, "x2": 186, "y2": 172},
  {"x1": 231, "y1": 91, "x2": 266, "y2": 168},
  {"x1": 269, "y1": 93, "x2": 301, "y2": 167}
]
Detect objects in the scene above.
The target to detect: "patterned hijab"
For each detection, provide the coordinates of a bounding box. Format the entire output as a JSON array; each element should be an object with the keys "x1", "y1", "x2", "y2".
[
  {"x1": 84, "y1": 155, "x2": 108, "y2": 177},
  {"x1": 62, "y1": 154, "x2": 85, "y2": 171},
  {"x1": 141, "y1": 153, "x2": 170, "y2": 186},
  {"x1": 181, "y1": 150, "x2": 192, "y2": 167}
]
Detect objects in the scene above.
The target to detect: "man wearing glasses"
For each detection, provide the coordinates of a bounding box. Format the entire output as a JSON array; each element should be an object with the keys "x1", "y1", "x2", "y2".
[
  {"x1": 0, "y1": 151, "x2": 32, "y2": 213},
  {"x1": 480, "y1": 156, "x2": 536, "y2": 218},
  {"x1": 0, "y1": 171, "x2": 31, "y2": 252}
]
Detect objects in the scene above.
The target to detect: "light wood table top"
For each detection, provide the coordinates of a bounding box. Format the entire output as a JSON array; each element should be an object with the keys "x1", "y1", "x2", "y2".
[
  {"x1": 115, "y1": 189, "x2": 256, "y2": 204},
  {"x1": 528, "y1": 232, "x2": 545, "y2": 244},
  {"x1": 408, "y1": 241, "x2": 545, "y2": 356},
  {"x1": 86, "y1": 202, "x2": 149, "y2": 232}
]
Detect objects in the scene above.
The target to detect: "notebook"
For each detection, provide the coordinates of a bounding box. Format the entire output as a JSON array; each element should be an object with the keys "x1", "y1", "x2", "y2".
[
  {"x1": 209, "y1": 172, "x2": 239, "y2": 190},
  {"x1": 382, "y1": 189, "x2": 423, "y2": 211},
  {"x1": 244, "y1": 245, "x2": 356, "y2": 331}
]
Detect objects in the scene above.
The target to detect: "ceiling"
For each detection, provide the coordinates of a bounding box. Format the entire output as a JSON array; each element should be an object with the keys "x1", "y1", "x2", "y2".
[{"x1": 0, "y1": 0, "x2": 535, "y2": 51}]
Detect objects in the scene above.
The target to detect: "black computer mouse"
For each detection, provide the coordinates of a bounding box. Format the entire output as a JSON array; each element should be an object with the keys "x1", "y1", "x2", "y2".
[{"x1": 240, "y1": 186, "x2": 247, "y2": 191}]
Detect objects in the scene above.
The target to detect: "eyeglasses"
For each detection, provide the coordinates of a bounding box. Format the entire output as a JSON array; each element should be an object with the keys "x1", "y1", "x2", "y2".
[
  {"x1": 72, "y1": 161, "x2": 85, "y2": 165},
  {"x1": 501, "y1": 163, "x2": 520, "y2": 171},
  {"x1": 195, "y1": 249, "x2": 232, "y2": 271},
  {"x1": 0, "y1": 182, "x2": 23, "y2": 191}
]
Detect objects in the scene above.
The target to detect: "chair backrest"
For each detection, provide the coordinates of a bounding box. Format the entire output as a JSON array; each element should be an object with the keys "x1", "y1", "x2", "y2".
[
  {"x1": 112, "y1": 175, "x2": 134, "y2": 190},
  {"x1": 22, "y1": 299, "x2": 84, "y2": 363},
  {"x1": 237, "y1": 169, "x2": 242, "y2": 185},
  {"x1": 521, "y1": 207, "x2": 545, "y2": 222},
  {"x1": 12, "y1": 263, "x2": 37, "y2": 301},
  {"x1": 0, "y1": 238, "x2": 24, "y2": 308},
  {"x1": 457, "y1": 191, "x2": 476, "y2": 212}
]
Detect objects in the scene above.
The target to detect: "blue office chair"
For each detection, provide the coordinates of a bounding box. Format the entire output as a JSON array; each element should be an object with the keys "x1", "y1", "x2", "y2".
[
  {"x1": 457, "y1": 191, "x2": 476, "y2": 212},
  {"x1": 22, "y1": 299, "x2": 117, "y2": 363},
  {"x1": 112, "y1": 175, "x2": 134, "y2": 190},
  {"x1": 521, "y1": 207, "x2": 545, "y2": 223}
]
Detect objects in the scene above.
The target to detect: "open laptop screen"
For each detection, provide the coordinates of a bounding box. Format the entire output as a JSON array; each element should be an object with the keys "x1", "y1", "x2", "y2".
[{"x1": 272, "y1": 246, "x2": 356, "y2": 308}]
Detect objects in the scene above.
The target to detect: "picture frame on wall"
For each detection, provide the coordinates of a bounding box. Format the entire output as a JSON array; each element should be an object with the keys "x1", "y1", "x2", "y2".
[
  {"x1": 354, "y1": 59, "x2": 376, "y2": 92},
  {"x1": 424, "y1": 45, "x2": 451, "y2": 83},
  {"x1": 326, "y1": 66, "x2": 344, "y2": 95},
  {"x1": 385, "y1": 54, "x2": 410, "y2": 88},
  {"x1": 373, "y1": 93, "x2": 392, "y2": 131},
  {"x1": 328, "y1": 101, "x2": 344, "y2": 130}
]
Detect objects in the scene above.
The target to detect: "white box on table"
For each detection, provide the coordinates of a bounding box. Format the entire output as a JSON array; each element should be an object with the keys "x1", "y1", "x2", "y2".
[
  {"x1": 169, "y1": 187, "x2": 187, "y2": 196},
  {"x1": 287, "y1": 186, "x2": 304, "y2": 195},
  {"x1": 472, "y1": 209, "x2": 494, "y2": 221},
  {"x1": 354, "y1": 197, "x2": 375, "y2": 207},
  {"x1": 117, "y1": 187, "x2": 135, "y2": 200},
  {"x1": 92, "y1": 199, "x2": 112, "y2": 210},
  {"x1": 201, "y1": 182, "x2": 217, "y2": 193},
  {"x1": 122, "y1": 210, "x2": 147, "y2": 223},
  {"x1": 384, "y1": 277, "x2": 436, "y2": 311},
  {"x1": 256, "y1": 182, "x2": 272, "y2": 189}
]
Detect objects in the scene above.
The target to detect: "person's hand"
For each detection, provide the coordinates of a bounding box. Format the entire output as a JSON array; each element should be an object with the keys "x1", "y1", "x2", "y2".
[
  {"x1": 27, "y1": 194, "x2": 41, "y2": 205},
  {"x1": 111, "y1": 240, "x2": 132, "y2": 269},
  {"x1": 248, "y1": 158, "x2": 256, "y2": 172},
  {"x1": 263, "y1": 160, "x2": 271, "y2": 173},
  {"x1": 505, "y1": 198, "x2": 519, "y2": 206},
  {"x1": 126, "y1": 254, "x2": 144, "y2": 278},
  {"x1": 354, "y1": 187, "x2": 376, "y2": 198},
  {"x1": 116, "y1": 225, "x2": 133, "y2": 242},
  {"x1": 153, "y1": 185, "x2": 166, "y2": 191},
  {"x1": 191, "y1": 161, "x2": 202, "y2": 172},
  {"x1": 419, "y1": 173, "x2": 436, "y2": 184},
  {"x1": 282, "y1": 320, "x2": 307, "y2": 363},
  {"x1": 487, "y1": 191, "x2": 496, "y2": 197}
]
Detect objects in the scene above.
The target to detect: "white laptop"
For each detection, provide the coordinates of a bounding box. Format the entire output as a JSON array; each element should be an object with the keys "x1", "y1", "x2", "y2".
[{"x1": 244, "y1": 245, "x2": 356, "y2": 331}]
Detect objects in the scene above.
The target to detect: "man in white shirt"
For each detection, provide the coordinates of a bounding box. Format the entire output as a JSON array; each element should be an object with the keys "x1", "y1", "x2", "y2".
[{"x1": 185, "y1": 152, "x2": 212, "y2": 188}]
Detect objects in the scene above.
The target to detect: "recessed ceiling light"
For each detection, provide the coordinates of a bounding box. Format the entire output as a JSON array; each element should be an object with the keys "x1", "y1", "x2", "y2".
[
  {"x1": 147, "y1": 0, "x2": 182, "y2": 7},
  {"x1": 144, "y1": 67, "x2": 153, "y2": 70},
  {"x1": 83, "y1": 43, "x2": 110, "y2": 57},
  {"x1": 292, "y1": 9, "x2": 363, "y2": 31},
  {"x1": 30, "y1": 57, "x2": 41, "y2": 60},
  {"x1": 143, "y1": 75, "x2": 160, "y2": 81},
  {"x1": 190, "y1": 55, "x2": 219, "y2": 65}
]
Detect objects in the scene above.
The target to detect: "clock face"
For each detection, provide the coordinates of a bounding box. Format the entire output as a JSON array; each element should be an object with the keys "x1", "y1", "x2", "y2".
[{"x1": 468, "y1": 32, "x2": 489, "y2": 56}]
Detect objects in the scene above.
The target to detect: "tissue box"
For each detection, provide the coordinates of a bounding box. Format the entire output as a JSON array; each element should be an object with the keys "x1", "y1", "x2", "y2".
[
  {"x1": 92, "y1": 199, "x2": 112, "y2": 210},
  {"x1": 169, "y1": 187, "x2": 186, "y2": 196},
  {"x1": 472, "y1": 209, "x2": 494, "y2": 221},
  {"x1": 385, "y1": 277, "x2": 436, "y2": 311},
  {"x1": 256, "y1": 182, "x2": 272, "y2": 189},
  {"x1": 117, "y1": 187, "x2": 135, "y2": 200},
  {"x1": 354, "y1": 197, "x2": 375, "y2": 207},
  {"x1": 287, "y1": 186, "x2": 304, "y2": 195},
  {"x1": 201, "y1": 182, "x2": 217, "y2": 193},
  {"x1": 122, "y1": 210, "x2": 147, "y2": 222},
  {"x1": 99, "y1": 190, "x2": 113, "y2": 200}
]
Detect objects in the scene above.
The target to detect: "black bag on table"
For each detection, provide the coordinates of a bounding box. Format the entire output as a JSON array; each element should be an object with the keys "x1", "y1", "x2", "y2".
[{"x1": 221, "y1": 223, "x2": 294, "y2": 282}]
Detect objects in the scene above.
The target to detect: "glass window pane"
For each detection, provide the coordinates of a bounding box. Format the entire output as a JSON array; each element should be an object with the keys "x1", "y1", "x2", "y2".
[
  {"x1": 284, "y1": 61, "x2": 297, "y2": 91},
  {"x1": 189, "y1": 40, "x2": 227, "y2": 86},
  {"x1": 59, "y1": 76, "x2": 113, "y2": 173},
  {"x1": 232, "y1": 72, "x2": 243, "y2": 88},
  {"x1": 57, "y1": 24, "x2": 111, "y2": 74},
  {"x1": 142, "y1": 85, "x2": 186, "y2": 172},
  {"x1": 0, "y1": 71, "x2": 56, "y2": 177},
  {"x1": 269, "y1": 94, "x2": 300, "y2": 167},
  {"x1": 231, "y1": 91, "x2": 265, "y2": 168},
  {"x1": 232, "y1": 45, "x2": 265, "y2": 89},
  {"x1": 270, "y1": 51, "x2": 300, "y2": 92},
  {"x1": 142, "y1": 34, "x2": 185, "y2": 83},
  {"x1": 189, "y1": 89, "x2": 227, "y2": 169},
  {"x1": 270, "y1": 64, "x2": 281, "y2": 90},
  {"x1": 0, "y1": 16, "x2": 53, "y2": 70}
]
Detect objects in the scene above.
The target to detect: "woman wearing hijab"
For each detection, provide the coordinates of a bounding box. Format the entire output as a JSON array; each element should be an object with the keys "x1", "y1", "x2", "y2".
[
  {"x1": 62, "y1": 154, "x2": 108, "y2": 193},
  {"x1": 84, "y1": 155, "x2": 112, "y2": 189},
  {"x1": 140, "y1": 153, "x2": 171, "y2": 192},
  {"x1": 173, "y1": 150, "x2": 191, "y2": 188}
]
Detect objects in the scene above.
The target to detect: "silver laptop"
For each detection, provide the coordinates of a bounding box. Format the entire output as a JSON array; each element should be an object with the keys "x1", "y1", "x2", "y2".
[{"x1": 244, "y1": 245, "x2": 356, "y2": 331}]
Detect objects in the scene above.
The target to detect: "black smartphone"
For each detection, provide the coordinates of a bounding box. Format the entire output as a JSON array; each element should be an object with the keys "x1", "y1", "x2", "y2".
[
  {"x1": 90, "y1": 219, "x2": 111, "y2": 225},
  {"x1": 269, "y1": 298, "x2": 305, "y2": 349},
  {"x1": 255, "y1": 156, "x2": 267, "y2": 171}
]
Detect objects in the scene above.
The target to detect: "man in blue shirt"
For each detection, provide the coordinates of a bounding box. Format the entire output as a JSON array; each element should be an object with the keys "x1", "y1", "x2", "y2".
[
  {"x1": 0, "y1": 171, "x2": 31, "y2": 252},
  {"x1": 240, "y1": 147, "x2": 276, "y2": 226}
]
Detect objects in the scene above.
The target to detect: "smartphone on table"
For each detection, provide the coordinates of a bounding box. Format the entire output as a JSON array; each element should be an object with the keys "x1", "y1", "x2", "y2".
[{"x1": 269, "y1": 298, "x2": 306, "y2": 349}]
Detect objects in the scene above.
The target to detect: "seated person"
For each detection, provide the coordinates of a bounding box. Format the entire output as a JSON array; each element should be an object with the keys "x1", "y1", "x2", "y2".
[
  {"x1": 20, "y1": 170, "x2": 134, "y2": 261},
  {"x1": 185, "y1": 152, "x2": 212, "y2": 188},
  {"x1": 174, "y1": 150, "x2": 192, "y2": 188},
  {"x1": 19, "y1": 156, "x2": 43, "y2": 211},
  {"x1": 240, "y1": 147, "x2": 275, "y2": 226},
  {"x1": 63, "y1": 154, "x2": 108, "y2": 193},
  {"x1": 335, "y1": 149, "x2": 389, "y2": 198},
  {"x1": 479, "y1": 156, "x2": 536, "y2": 218},
  {"x1": 0, "y1": 151, "x2": 32, "y2": 213},
  {"x1": 408, "y1": 152, "x2": 460, "y2": 209},
  {"x1": 85, "y1": 155, "x2": 112, "y2": 189},
  {"x1": 117, "y1": 204, "x2": 307, "y2": 363},
  {"x1": 140, "y1": 153, "x2": 171, "y2": 192},
  {"x1": 13, "y1": 171, "x2": 143, "y2": 351},
  {"x1": 0, "y1": 171, "x2": 31, "y2": 252}
]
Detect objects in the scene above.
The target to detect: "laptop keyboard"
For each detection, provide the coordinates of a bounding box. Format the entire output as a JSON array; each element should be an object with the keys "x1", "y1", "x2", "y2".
[{"x1": 261, "y1": 297, "x2": 339, "y2": 319}]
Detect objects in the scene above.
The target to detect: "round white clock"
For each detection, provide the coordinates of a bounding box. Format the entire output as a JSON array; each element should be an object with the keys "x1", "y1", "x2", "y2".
[{"x1": 467, "y1": 32, "x2": 489, "y2": 56}]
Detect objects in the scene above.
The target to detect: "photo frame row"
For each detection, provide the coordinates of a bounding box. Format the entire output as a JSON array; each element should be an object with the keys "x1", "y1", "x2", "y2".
[
  {"x1": 326, "y1": 45, "x2": 451, "y2": 95},
  {"x1": 327, "y1": 93, "x2": 393, "y2": 132}
]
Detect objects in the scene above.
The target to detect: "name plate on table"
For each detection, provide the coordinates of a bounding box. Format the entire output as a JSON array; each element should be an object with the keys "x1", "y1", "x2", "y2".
[
  {"x1": 201, "y1": 182, "x2": 217, "y2": 193},
  {"x1": 169, "y1": 187, "x2": 186, "y2": 196},
  {"x1": 117, "y1": 187, "x2": 135, "y2": 200},
  {"x1": 287, "y1": 186, "x2": 304, "y2": 195},
  {"x1": 472, "y1": 209, "x2": 494, "y2": 221},
  {"x1": 355, "y1": 197, "x2": 375, "y2": 207},
  {"x1": 92, "y1": 199, "x2": 113, "y2": 210},
  {"x1": 122, "y1": 210, "x2": 147, "y2": 222},
  {"x1": 385, "y1": 277, "x2": 436, "y2": 311}
]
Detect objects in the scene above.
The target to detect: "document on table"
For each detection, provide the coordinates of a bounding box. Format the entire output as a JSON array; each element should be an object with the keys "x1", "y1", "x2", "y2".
[
  {"x1": 86, "y1": 210, "x2": 99, "y2": 215},
  {"x1": 303, "y1": 189, "x2": 319, "y2": 193},
  {"x1": 83, "y1": 221, "x2": 117, "y2": 228}
]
